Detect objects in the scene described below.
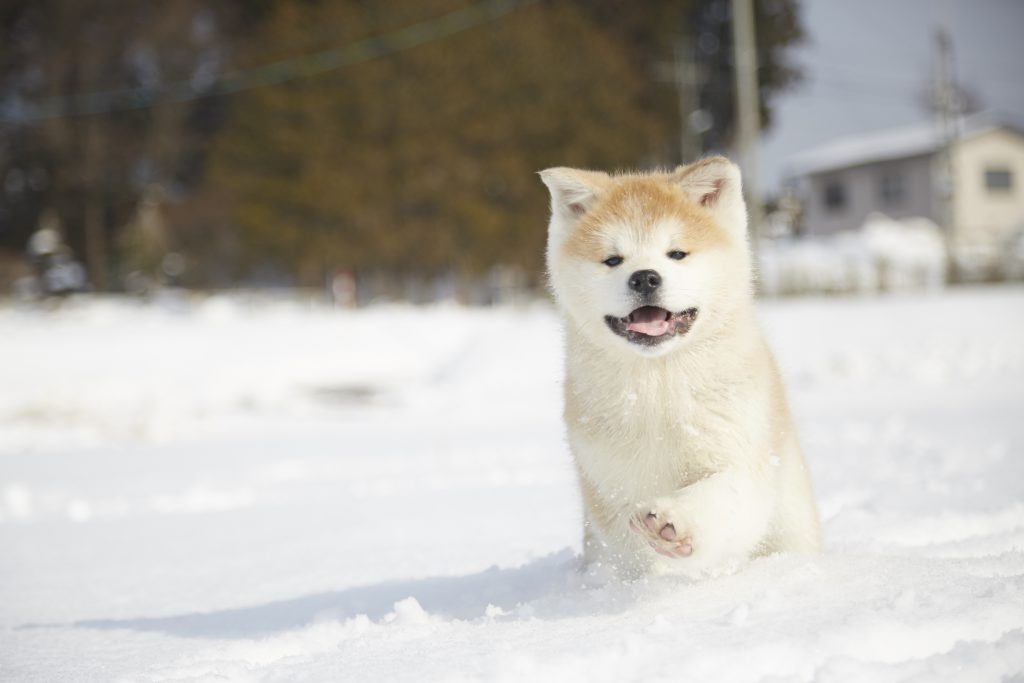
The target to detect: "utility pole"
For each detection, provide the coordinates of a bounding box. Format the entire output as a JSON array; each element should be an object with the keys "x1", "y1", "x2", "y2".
[
  {"x1": 83, "y1": 35, "x2": 109, "y2": 292},
  {"x1": 84, "y1": 114, "x2": 108, "y2": 292},
  {"x1": 933, "y1": 26, "x2": 958, "y2": 282},
  {"x1": 674, "y1": 37, "x2": 702, "y2": 165},
  {"x1": 731, "y1": 0, "x2": 763, "y2": 256}
]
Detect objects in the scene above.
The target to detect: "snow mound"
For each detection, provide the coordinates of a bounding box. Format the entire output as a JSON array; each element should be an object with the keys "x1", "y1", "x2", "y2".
[{"x1": 759, "y1": 214, "x2": 947, "y2": 295}]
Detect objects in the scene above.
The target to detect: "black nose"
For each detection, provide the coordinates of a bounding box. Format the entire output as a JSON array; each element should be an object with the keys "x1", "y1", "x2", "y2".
[{"x1": 628, "y1": 269, "x2": 662, "y2": 295}]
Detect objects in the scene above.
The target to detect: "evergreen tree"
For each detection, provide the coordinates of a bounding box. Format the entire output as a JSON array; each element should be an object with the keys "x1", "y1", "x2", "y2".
[{"x1": 1, "y1": 0, "x2": 805, "y2": 290}]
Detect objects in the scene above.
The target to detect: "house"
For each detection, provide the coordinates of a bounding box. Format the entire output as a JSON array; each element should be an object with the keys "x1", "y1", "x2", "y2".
[{"x1": 784, "y1": 112, "x2": 1024, "y2": 261}]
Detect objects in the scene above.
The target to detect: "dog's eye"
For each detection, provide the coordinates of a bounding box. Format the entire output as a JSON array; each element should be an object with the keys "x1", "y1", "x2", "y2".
[
  {"x1": 667, "y1": 250, "x2": 689, "y2": 260},
  {"x1": 602, "y1": 256, "x2": 624, "y2": 267}
]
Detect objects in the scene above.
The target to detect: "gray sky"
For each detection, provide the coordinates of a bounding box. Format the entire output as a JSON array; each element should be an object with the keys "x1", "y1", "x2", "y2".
[{"x1": 758, "y1": 0, "x2": 1024, "y2": 195}]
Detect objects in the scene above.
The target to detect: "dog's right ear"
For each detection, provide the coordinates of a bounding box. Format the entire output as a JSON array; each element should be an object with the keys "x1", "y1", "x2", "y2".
[{"x1": 538, "y1": 167, "x2": 609, "y2": 226}]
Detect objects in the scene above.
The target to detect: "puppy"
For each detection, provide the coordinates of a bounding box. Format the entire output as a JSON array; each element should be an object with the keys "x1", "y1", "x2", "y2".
[{"x1": 540, "y1": 157, "x2": 820, "y2": 578}]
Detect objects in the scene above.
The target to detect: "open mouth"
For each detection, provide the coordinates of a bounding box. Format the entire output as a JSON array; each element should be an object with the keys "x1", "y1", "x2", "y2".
[{"x1": 604, "y1": 306, "x2": 699, "y2": 346}]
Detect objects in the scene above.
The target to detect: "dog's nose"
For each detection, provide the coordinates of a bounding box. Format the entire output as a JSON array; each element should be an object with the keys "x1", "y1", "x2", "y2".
[{"x1": 628, "y1": 269, "x2": 662, "y2": 295}]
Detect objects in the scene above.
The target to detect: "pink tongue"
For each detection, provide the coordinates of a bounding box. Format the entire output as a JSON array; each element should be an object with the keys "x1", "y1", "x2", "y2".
[{"x1": 627, "y1": 319, "x2": 670, "y2": 336}]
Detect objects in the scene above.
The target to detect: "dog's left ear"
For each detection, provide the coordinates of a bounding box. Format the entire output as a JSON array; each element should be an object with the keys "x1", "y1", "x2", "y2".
[{"x1": 673, "y1": 156, "x2": 748, "y2": 236}]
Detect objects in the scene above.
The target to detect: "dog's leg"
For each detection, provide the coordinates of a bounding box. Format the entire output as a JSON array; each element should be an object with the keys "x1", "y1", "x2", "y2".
[
  {"x1": 582, "y1": 522, "x2": 602, "y2": 565},
  {"x1": 576, "y1": 476, "x2": 651, "y2": 577},
  {"x1": 629, "y1": 466, "x2": 774, "y2": 572}
]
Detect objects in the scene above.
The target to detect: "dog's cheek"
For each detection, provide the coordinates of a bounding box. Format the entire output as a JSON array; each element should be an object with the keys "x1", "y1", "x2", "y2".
[
  {"x1": 659, "y1": 267, "x2": 706, "y2": 315},
  {"x1": 551, "y1": 259, "x2": 595, "y2": 313}
]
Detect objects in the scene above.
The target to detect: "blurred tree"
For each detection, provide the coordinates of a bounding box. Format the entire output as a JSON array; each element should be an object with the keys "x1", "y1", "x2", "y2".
[
  {"x1": 1, "y1": 0, "x2": 805, "y2": 291},
  {"x1": 204, "y1": 0, "x2": 668, "y2": 285},
  {"x1": 688, "y1": 0, "x2": 805, "y2": 153},
  {"x1": 205, "y1": 0, "x2": 805, "y2": 287},
  {"x1": 0, "y1": 0, "x2": 247, "y2": 289}
]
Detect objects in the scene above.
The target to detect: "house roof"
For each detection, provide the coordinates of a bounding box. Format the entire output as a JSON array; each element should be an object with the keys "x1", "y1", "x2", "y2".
[{"x1": 785, "y1": 111, "x2": 1024, "y2": 178}]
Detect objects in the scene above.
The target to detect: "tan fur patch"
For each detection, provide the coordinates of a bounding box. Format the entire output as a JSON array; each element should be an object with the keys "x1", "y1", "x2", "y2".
[{"x1": 562, "y1": 173, "x2": 732, "y2": 263}]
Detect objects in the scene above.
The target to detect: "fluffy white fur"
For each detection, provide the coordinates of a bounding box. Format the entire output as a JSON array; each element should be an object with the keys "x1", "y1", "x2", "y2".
[{"x1": 541, "y1": 158, "x2": 821, "y2": 579}]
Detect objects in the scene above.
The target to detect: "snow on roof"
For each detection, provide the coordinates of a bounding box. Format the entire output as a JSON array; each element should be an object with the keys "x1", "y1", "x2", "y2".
[{"x1": 785, "y1": 111, "x2": 1024, "y2": 178}]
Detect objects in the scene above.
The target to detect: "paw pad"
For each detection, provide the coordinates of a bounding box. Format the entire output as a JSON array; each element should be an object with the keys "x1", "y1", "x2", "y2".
[{"x1": 632, "y1": 511, "x2": 694, "y2": 558}]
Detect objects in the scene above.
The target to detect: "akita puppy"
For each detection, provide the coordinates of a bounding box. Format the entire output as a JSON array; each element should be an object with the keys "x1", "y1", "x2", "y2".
[{"x1": 540, "y1": 157, "x2": 820, "y2": 578}]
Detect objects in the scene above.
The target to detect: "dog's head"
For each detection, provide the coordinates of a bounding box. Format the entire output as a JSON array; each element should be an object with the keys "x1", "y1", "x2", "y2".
[{"x1": 540, "y1": 157, "x2": 752, "y2": 357}]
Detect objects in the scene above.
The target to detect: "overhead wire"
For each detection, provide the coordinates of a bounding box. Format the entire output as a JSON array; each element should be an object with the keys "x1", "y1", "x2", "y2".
[{"x1": 0, "y1": 0, "x2": 538, "y2": 125}]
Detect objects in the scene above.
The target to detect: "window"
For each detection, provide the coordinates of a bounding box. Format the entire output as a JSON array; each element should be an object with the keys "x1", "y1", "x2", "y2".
[
  {"x1": 878, "y1": 172, "x2": 905, "y2": 206},
  {"x1": 985, "y1": 168, "x2": 1013, "y2": 192},
  {"x1": 823, "y1": 181, "x2": 846, "y2": 212}
]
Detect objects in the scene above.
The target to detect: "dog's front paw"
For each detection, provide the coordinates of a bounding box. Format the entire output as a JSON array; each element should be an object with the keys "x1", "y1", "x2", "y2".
[{"x1": 629, "y1": 503, "x2": 694, "y2": 559}]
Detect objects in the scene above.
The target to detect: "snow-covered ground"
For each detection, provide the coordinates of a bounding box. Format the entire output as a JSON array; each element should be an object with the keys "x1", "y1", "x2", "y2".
[{"x1": 2, "y1": 287, "x2": 1023, "y2": 682}]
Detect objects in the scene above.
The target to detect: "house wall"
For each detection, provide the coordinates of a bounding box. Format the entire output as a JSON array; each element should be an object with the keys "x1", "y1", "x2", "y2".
[
  {"x1": 952, "y1": 128, "x2": 1024, "y2": 248},
  {"x1": 801, "y1": 155, "x2": 935, "y2": 236}
]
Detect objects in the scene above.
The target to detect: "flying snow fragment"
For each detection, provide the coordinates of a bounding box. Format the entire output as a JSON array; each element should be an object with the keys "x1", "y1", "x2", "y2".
[{"x1": 387, "y1": 597, "x2": 430, "y2": 625}]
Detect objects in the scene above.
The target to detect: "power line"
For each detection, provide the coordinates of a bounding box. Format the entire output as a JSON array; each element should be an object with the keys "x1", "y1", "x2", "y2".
[
  {"x1": 815, "y1": 55, "x2": 1024, "y2": 87},
  {"x1": 0, "y1": 0, "x2": 538, "y2": 125},
  {"x1": 810, "y1": 79, "x2": 918, "y2": 101},
  {"x1": 812, "y1": 61, "x2": 1024, "y2": 97}
]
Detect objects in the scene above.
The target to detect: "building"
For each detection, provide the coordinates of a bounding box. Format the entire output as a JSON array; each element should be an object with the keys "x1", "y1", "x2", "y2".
[{"x1": 785, "y1": 112, "x2": 1024, "y2": 261}]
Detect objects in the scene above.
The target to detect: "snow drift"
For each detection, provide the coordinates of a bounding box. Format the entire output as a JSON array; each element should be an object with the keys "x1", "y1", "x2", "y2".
[{"x1": 2, "y1": 288, "x2": 1023, "y2": 682}]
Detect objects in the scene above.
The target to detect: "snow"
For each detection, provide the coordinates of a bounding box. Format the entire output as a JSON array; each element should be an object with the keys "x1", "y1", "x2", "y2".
[
  {"x1": 758, "y1": 214, "x2": 947, "y2": 295},
  {"x1": 2, "y1": 287, "x2": 1024, "y2": 682}
]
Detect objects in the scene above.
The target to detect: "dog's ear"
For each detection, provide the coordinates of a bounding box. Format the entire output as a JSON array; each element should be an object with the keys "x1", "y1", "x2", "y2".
[
  {"x1": 538, "y1": 167, "x2": 609, "y2": 225},
  {"x1": 672, "y1": 156, "x2": 748, "y2": 236}
]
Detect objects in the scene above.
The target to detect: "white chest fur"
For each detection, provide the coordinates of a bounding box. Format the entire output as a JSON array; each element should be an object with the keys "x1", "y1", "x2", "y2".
[{"x1": 563, "y1": 322, "x2": 774, "y2": 511}]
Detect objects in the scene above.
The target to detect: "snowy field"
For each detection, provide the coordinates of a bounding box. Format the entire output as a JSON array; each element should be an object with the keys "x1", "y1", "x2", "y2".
[{"x1": 2, "y1": 287, "x2": 1024, "y2": 682}]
